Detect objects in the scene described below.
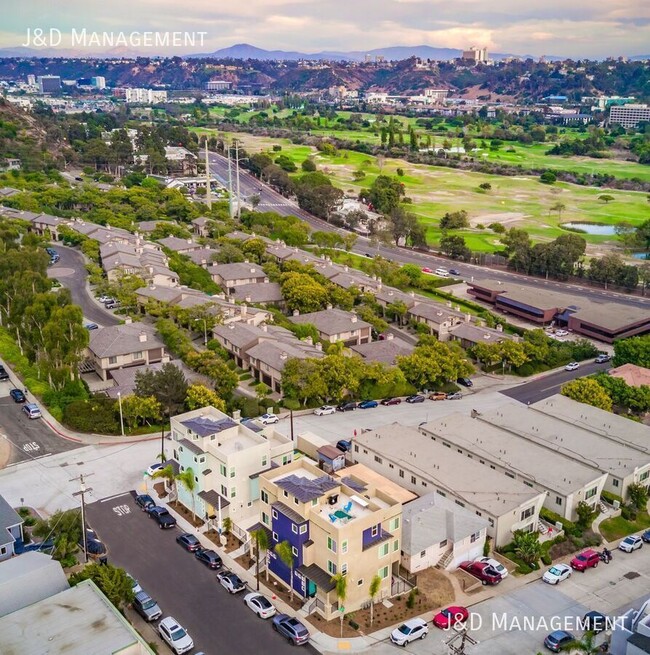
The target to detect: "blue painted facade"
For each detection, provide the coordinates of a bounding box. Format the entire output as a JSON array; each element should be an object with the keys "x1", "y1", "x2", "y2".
[{"x1": 269, "y1": 504, "x2": 310, "y2": 596}]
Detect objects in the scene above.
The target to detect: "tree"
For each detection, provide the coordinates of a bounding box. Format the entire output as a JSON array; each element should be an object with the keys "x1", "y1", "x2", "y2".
[
  {"x1": 367, "y1": 175, "x2": 404, "y2": 214},
  {"x1": 274, "y1": 540, "x2": 295, "y2": 601},
  {"x1": 275, "y1": 154, "x2": 297, "y2": 172},
  {"x1": 280, "y1": 272, "x2": 329, "y2": 313},
  {"x1": 575, "y1": 501, "x2": 598, "y2": 529},
  {"x1": 613, "y1": 335, "x2": 650, "y2": 368},
  {"x1": 550, "y1": 201, "x2": 566, "y2": 220},
  {"x1": 388, "y1": 206, "x2": 426, "y2": 247},
  {"x1": 33, "y1": 509, "x2": 81, "y2": 567},
  {"x1": 561, "y1": 378, "x2": 613, "y2": 412},
  {"x1": 598, "y1": 194, "x2": 615, "y2": 204},
  {"x1": 251, "y1": 527, "x2": 270, "y2": 588},
  {"x1": 512, "y1": 529, "x2": 542, "y2": 565},
  {"x1": 281, "y1": 358, "x2": 328, "y2": 406},
  {"x1": 503, "y1": 228, "x2": 533, "y2": 273},
  {"x1": 540, "y1": 171, "x2": 557, "y2": 184},
  {"x1": 331, "y1": 572, "x2": 348, "y2": 637},
  {"x1": 562, "y1": 631, "x2": 608, "y2": 655},
  {"x1": 69, "y1": 563, "x2": 134, "y2": 610},
  {"x1": 118, "y1": 394, "x2": 162, "y2": 429},
  {"x1": 440, "y1": 234, "x2": 471, "y2": 260},
  {"x1": 153, "y1": 464, "x2": 177, "y2": 499},
  {"x1": 176, "y1": 467, "x2": 198, "y2": 524},
  {"x1": 255, "y1": 382, "x2": 272, "y2": 403},
  {"x1": 185, "y1": 383, "x2": 226, "y2": 412},
  {"x1": 135, "y1": 363, "x2": 188, "y2": 418},
  {"x1": 301, "y1": 157, "x2": 316, "y2": 172},
  {"x1": 627, "y1": 482, "x2": 649, "y2": 510},
  {"x1": 397, "y1": 339, "x2": 474, "y2": 390},
  {"x1": 368, "y1": 574, "x2": 382, "y2": 626},
  {"x1": 439, "y1": 210, "x2": 469, "y2": 230}
]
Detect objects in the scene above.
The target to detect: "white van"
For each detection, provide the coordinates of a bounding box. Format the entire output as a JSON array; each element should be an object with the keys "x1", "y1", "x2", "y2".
[
  {"x1": 23, "y1": 403, "x2": 42, "y2": 419},
  {"x1": 435, "y1": 267, "x2": 449, "y2": 277}
]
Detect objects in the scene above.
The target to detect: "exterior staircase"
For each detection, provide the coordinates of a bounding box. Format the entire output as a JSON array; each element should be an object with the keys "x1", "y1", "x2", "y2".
[{"x1": 436, "y1": 549, "x2": 454, "y2": 570}]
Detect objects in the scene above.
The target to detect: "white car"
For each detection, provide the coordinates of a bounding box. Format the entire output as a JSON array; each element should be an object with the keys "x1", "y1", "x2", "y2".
[
  {"x1": 565, "y1": 362, "x2": 580, "y2": 371},
  {"x1": 390, "y1": 618, "x2": 429, "y2": 646},
  {"x1": 259, "y1": 413, "x2": 279, "y2": 425},
  {"x1": 555, "y1": 329, "x2": 569, "y2": 337},
  {"x1": 542, "y1": 563, "x2": 572, "y2": 585},
  {"x1": 619, "y1": 535, "x2": 643, "y2": 553},
  {"x1": 478, "y1": 557, "x2": 509, "y2": 579},
  {"x1": 158, "y1": 617, "x2": 194, "y2": 655},
  {"x1": 217, "y1": 571, "x2": 246, "y2": 593},
  {"x1": 314, "y1": 405, "x2": 336, "y2": 416},
  {"x1": 127, "y1": 574, "x2": 142, "y2": 595},
  {"x1": 98, "y1": 295, "x2": 112, "y2": 303},
  {"x1": 244, "y1": 592, "x2": 276, "y2": 619},
  {"x1": 146, "y1": 463, "x2": 164, "y2": 477},
  {"x1": 435, "y1": 268, "x2": 449, "y2": 277}
]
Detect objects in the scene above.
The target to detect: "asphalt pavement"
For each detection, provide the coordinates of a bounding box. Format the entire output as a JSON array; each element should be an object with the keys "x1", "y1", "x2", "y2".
[
  {"x1": 204, "y1": 151, "x2": 650, "y2": 312},
  {"x1": 500, "y1": 360, "x2": 612, "y2": 404},
  {"x1": 86, "y1": 492, "x2": 318, "y2": 655},
  {"x1": 48, "y1": 245, "x2": 120, "y2": 326}
]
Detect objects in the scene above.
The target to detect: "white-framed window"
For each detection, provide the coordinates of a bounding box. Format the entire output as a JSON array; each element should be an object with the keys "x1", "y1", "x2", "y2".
[
  {"x1": 520, "y1": 506, "x2": 534, "y2": 521},
  {"x1": 292, "y1": 524, "x2": 298, "y2": 534},
  {"x1": 327, "y1": 536, "x2": 337, "y2": 553},
  {"x1": 420, "y1": 550, "x2": 426, "y2": 558},
  {"x1": 219, "y1": 464, "x2": 227, "y2": 477},
  {"x1": 393, "y1": 539, "x2": 399, "y2": 552},
  {"x1": 292, "y1": 546, "x2": 298, "y2": 557},
  {"x1": 371, "y1": 525, "x2": 378, "y2": 537},
  {"x1": 378, "y1": 566, "x2": 389, "y2": 580},
  {"x1": 230, "y1": 468, "x2": 236, "y2": 478},
  {"x1": 613, "y1": 479, "x2": 619, "y2": 487},
  {"x1": 272, "y1": 508, "x2": 278, "y2": 519},
  {"x1": 262, "y1": 455, "x2": 268, "y2": 467},
  {"x1": 390, "y1": 517, "x2": 400, "y2": 531},
  {"x1": 262, "y1": 512, "x2": 269, "y2": 526},
  {"x1": 220, "y1": 484, "x2": 227, "y2": 497},
  {"x1": 108, "y1": 356, "x2": 117, "y2": 365},
  {"x1": 341, "y1": 540, "x2": 348, "y2": 554},
  {"x1": 261, "y1": 490, "x2": 269, "y2": 504},
  {"x1": 378, "y1": 542, "x2": 389, "y2": 558},
  {"x1": 299, "y1": 524, "x2": 308, "y2": 535},
  {"x1": 230, "y1": 487, "x2": 236, "y2": 498},
  {"x1": 470, "y1": 532, "x2": 480, "y2": 543},
  {"x1": 556, "y1": 496, "x2": 563, "y2": 506},
  {"x1": 327, "y1": 560, "x2": 336, "y2": 575},
  {"x1": 132, "y1": 351, "x2": 143, "y2": 360},
  {"x1": 272, "y1": 531, "x2": 278, "y2": 542},
  {"x1": 283, "y1": 490, "x2": 289, "y2": 498},
  {"x1": 341, "y1": 563, "x2": 348, "y2": 576},
  {"x1": 439, "y1": 539, "x2": 447, "y2": 548},
  {"x1": 293, "y1": 497, "x2": 299, "y2": 506},
  {"x1": 585, "y1": 487, "x2": 597, "y2": 499}
]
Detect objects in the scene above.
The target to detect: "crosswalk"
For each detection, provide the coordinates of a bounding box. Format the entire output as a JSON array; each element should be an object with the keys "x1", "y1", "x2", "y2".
[{"x1": 258, "y1": 202, "x2": 293, "y2": 208}]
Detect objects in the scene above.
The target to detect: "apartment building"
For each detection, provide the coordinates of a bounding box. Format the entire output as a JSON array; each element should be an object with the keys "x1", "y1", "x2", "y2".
[
  {"x1": 406, "y1": 303, "x2": 468, "y2": 341},
  {"x1": 208, "y1": 263, "x2": 267, "y2": 291},
  {"x1": 170, "y1": 407, "x2": 293, "y2": 531},
  {"x1": 289, "y1": 308, "x2": 372, "y2": 346},
  {"x1": 419, "y1": 413, "x2": 608, "y2": 521},
  {"x1": 610, "y1": 104, "x2": 650, "y2": 128},
  {"x1": 351, "y1": 424, "x2": 546, "y2": 547},
  {"x1": 259, "y1": 459, "x2": 404, "y2": 619}
]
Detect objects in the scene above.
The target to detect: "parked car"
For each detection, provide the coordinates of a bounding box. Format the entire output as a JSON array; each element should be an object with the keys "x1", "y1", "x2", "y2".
[
  {"x1": 22, "y1": 402, "x2": 42, "y2": 419},
  {"x1": 244, "y1": 592, "x2": 276, "y2": 619},
  {"x1": 642, "y1": 529, "x2": 650, "y2": 543},
  {"x1": 435, "y1": 268, "x2": 449, "y2": 277},
  {"x1": 126, "y1": 574, "x2": 142, "y2": 595},
  {"x1": 104, "y1": 300, "x2": 120, "y2": 310},
  {"x1": 217, "y1": 571, "x2": 246, "y2": 594},
  {"x1": 84, "y1": 323, "x2": 99, "y2": 330},
  {"x1": 272, "y1": 614, "x2": 310, "y2": 646},
  {"x1": 428, "y1": 391, "x2": 447, "y2": 401},
  {"x1": 595, "y1": 353, "x2": 611, "y2": 363},
  {"x1": 358, "y1": 399, "x2": 378, "y2": 409},
  {"x1": 314, "y1": 405, "x2": 335, "y2": 416},
  {"x1": 98, "y1": 295, "x2": 112, "y2": 303},
  {"x1": 381, "y1": 397, "x2": 401, "y2": 406},
  {"x1": 9, "y1": 388, "x2": 26, "y2": 403},
  {"x1": 45, "y1": 247, "x2": 57, "y2": 257},
  {"x1": 564, "y1": 362, "x2": 580, "y2": 371},
  {"x1": 619, "y1": 535, "x2": 643, "y2": 553},
  {"x1": 336, "y1": 440, "x2": 352, "y2": 452},
  {"x1": 176, "y1": 533, "x2": 201, "y2": 552},
  {"x1": 446, "y1": 392, "x2": 463, "y2": 400},
  {"x1": 570, "y1": 549, "x2": 600, "y2": 571},
  {"x1": 405, "y1": 394, "x2": 425, "y2": 404},
  {"x1": 259, "y1": 413, "x2": 279, "y2": 425},
  {"x1": 195, "y1": 548, "x2": 223, "y2": 569},
  {"x1": 134, "y1": 494, "x2": 155, "y2": 512},
  {"x1": 542, "y1": 563, "x2": 572, "y2": 585},
  {"x1": 457, "y1": 377, "x2": 473, "y2": 387},
  {"x1": 421, "y1": 267, "x2": 433, "y2": 274},
  {"x1": 80, "y1": 527, "x2": 106, "y2": 558},
  {"x1": 582, "y1": 611, "x2": 608, "y2": 634},
  {"x1": 449, "y1": 269, "x2": 460, "y2": 276},
  {"x1": 158, "y1": 617, "x2": 194, "y2": 655},
  {"x1": 146, "y1": 463, "x2": 164, "y2": 477},
  {"x1": 544, "y1": 630, "x2": 575, "y2": 652},
  {"x1": 133, "y1": 590, "x2": 162, "y2": 622},
  {"x1": 432, "y1": 606, "x2": 469, "y2": 629},
  {"x1": 149, "y1": 507, "x2": 176, "y2": 529},
  {"x1": 337, "y1": 401, "x2": 357, "y2": 411},
  {"x1": 555, "y1": 329, "x2": 569, "y2": 337},
  {"x1": 390, "y1": 618, "x2": 429, "y2": 645},
  {"x1": 459, "y1": 561, "x2": 502, "y2": 585},
  {"x1": 477, "y1": 557, "x2": 508, "y2": 579},
  {"x1": 0, "y1": 365, "x2": 9, "y2": 381}
]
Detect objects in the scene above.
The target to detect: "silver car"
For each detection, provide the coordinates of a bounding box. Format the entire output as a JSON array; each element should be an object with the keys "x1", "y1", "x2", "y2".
[{"x1": 133, "y1": 590, "x2": 162, "y2": 622}]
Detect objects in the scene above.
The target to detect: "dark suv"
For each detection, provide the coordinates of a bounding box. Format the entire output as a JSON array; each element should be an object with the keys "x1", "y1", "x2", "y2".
[
  {"x1": 0, "y1": 365, "x2": 9, "y2": 381},
  {"x1": 149, "y1": 507, "x2": 177, "y2": 529},
  {"x1": 337, "y1": 401, "x2": 357, "y2": 412}
]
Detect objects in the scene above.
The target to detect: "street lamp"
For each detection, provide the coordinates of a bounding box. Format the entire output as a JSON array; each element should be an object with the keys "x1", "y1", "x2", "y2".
[
  {"x1": 117, "y1": 391, "x2": 125, "y2": 437},
  {"x1": 194, "y1": 317, "x2": 208, "y2": 346}
]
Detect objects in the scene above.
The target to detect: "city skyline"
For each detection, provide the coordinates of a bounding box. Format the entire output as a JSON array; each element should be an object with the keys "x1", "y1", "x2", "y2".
[{"x1": 0, "y1": 0, "x2": 648, "y2": 59}]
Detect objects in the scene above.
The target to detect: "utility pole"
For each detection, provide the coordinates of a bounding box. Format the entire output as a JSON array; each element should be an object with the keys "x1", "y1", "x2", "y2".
[
  {"x1": 446, "y1": 627, "x2": 478, "y2": 655},
  {"x1": 227, "y1": 141, "x2": 234, "y2": 220},
  {"x1": 204, "y1": 140, "x2": 212, "y2": 210},
  {"x1": 234, "y1": 138, "x2": 241, "y2": 220},
  {"x1": 290, "y1": 408, "x2": 294, "y2": 443},
  {"x1": 71, "y1": 473, "x2": 94, "y2": 564}
]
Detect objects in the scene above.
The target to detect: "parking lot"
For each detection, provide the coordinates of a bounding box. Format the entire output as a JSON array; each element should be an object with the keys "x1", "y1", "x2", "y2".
[{"x1": 85, "y1": 492, "x2": 318, "y2": 655}]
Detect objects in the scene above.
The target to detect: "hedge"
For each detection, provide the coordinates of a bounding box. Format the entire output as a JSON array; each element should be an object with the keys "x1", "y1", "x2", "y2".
[
  {"x1": 601, "y1": 490, "x2": 623, "y2": 505},
  {"x1": 539, "y1": 508, "x2": 580, "y2": 536}
]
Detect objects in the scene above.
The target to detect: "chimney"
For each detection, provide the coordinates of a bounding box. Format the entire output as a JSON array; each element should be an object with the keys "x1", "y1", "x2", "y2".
[
  {"x1": 326, "y1": 304, "x2": 333, "y2": 310},
  {"x1": 280, "y1": 351, "x2": 288, "y2": 360},
  {"x1": 263, "y1": 277, "x2": 269, "y2": 284},
  {"x1": 228, "y1": 296, "x2": 235, "y2": 304},
  {"x1": 315, "y1": 342, "x2": 323, "y2": 352},
  {"x1": 139, "y1": 331, "x2": 147, "y2": 343},
  {"x1": 240, "y1": 304, "x2": 248, "y2": 317},
  {"x1": 465, "y1": 313, "x2": 471, "y2": 322},
  {"x1": 446, "y1": 301, "x2": 452, "y2": 307},
  {"x1": 496, "y1": 324, "x2": 503, "y2": 332},
  {"x1": 261, "y1": 324, "x2": 268, "y2": 332},
  {"x1": 351, "y1": 315, "x2": 358, "y2": 323},
  {"x1": 187, "y1": 238, "x2": 192, "y2": 244},
  {"x1": 386, "y1": 332, "x2": 394, "y2": 340},
  {"x1": 455, "y1": 305, "x2": 461, "y2": 312},
  {"x1": 344, "y1": 265, "x2": 349, "y2": 272},
  {"x1": 304, "y1": 336, "x2": 313, "y2": 345},
  {"x1": 245, "y1": 295, "x2": 252, "y2": 303},
  {"x1": 377, "y1": 277, "x2": 382, "y2": 284}
]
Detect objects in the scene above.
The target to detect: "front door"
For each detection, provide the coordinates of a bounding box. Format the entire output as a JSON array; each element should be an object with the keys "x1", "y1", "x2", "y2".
[{"x1": 307, "y1": 579, "x2": 316, "y2": 598}]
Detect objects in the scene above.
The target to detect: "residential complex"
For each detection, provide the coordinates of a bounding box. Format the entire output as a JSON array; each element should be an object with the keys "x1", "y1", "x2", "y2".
[
  {"x1": 289, "y1": 308, "x2": 372, "y2": 346},
  {"x1": 0, "y1": 495, "x2": 24, "y2": 562},
  {"x1": 609, "y1": 104, "x2": 650, "y2": 128}
]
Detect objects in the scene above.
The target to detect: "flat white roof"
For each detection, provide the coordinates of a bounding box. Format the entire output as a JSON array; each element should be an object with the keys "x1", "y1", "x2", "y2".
[
  {"x1": 355, "y1": 424, "x2": 542, "y2": 516},
  {"x1": 420, "y1": 413, "x2": 606, "y2": 496}
]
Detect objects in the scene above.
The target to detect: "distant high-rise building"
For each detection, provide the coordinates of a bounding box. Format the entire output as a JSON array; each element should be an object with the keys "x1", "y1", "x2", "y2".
[
  {"x1": 124, "y1": 88, "x2": 168, "y2": 104},
  {"x1": 38, "y1": 75, "x2": 61, "y2": 93},
  {"x1": 91, "y1": 76, "x2": 106, "y2": 89},
  {"x1": 205, "y1": 80, "x2": 231, "y2": 92},
  {"x1": 609, "y1": 104, "x2": 650, "y2": 129},
  {"x1": 461, "y1": 47, "x2": 488, "y2": 64},
  {"x1": 26, "y1": 74, "x2": 36, "y2": 86}
]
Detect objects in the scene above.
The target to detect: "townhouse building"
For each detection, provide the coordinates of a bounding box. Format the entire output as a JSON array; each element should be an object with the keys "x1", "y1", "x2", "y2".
[{"x1": 289, "y1": 308, "x2": 372, "y2": 346}]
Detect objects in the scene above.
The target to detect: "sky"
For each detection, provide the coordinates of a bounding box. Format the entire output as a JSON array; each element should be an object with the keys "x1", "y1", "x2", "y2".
[{"x1": 0, "y1": 0, "x2": 648, "y2": 58}]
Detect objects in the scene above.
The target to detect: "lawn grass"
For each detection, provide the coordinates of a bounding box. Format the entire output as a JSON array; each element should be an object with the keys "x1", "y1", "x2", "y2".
[{"x1": 599, "y1": 511, "x2": 650, "y2": 541}]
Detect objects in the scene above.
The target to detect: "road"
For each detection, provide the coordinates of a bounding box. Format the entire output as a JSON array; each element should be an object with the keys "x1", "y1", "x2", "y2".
[
  {"x1": 48, "y1": 245, "x2": 120, "y2": 327},
  {"x1": 0, "y1": 379, "x2": 81, "y2": 466},
  {"x1": 204, "y1": 151, "x2": 650, "y2": 312},
  {"x1": 500, "y1": 360, "x2": 612, "y2": 404},
  {"x1": 86, "y1": 492, "x2": 318, "y2": 655}
]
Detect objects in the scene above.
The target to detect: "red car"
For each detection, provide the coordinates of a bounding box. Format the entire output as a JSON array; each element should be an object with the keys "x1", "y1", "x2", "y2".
[
  {"x1": 433, "y1": 606, "x2": 469, "y2": 629},
  {"x1": 459, "y1": 561, "x2": 502, "y2": 585},
  {"x1": 421, "y1": 267, "x2": 433, "y2": 274},
  {"x1": 570, "y1": 549, "x2": 600, "y2": 572},
  {"x1": 381, "y1": 397, "x2": 402, "y2": 406}
]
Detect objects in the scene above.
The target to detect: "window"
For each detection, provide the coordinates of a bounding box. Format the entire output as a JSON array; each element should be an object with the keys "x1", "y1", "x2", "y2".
[
  {"x1": 262, "y1": 512, "x2": 269, "y2": 526},
  {"x1": 378, "y1": 566, "x2": 389, "y2": 580},
  {"x1": 520, "y1": 506, "x2": 534, "y2": 521},
  {"x1": 293, "y1": 497, "x2": 299, "y2": 506},
  {"x1": 490, "y1": 465, "x2": 496, "y2": 470},
  {"x1": 585, "y1": 487, "x2": 597, "y2": 499},
  {"x1": 357, "y1": 578, "x2": 364, "y2": 586},
  {"x1": 311, "y1": 499, "x2": 318, "y2": 506},
  {"x1": 354, "y1": 444, "x2": 359, "y2": 453},
  {"x1": 272, "y1": 509, "x2": 278, "y2": 519},
  {"x1": 299, "y1": 524, "x2": 308, "y2": 535},
  {"x1": 195, "y1": 476, "x2": 199, "y2": 483},
  {"x1": 230, "y1": 487, "x2": 236, "y2": 498},
  {"x1": 523, "y1": 480, "x2": 533, "y2": 487},
  {"x1": 479, "y1": 459, "x2": 485, "y2": 464},
  {"x1": 421, "y1": 481, "x2": 427, "y2": 487},
  {"x1": 439, "y1": 539, "x2": 447, "y2": 548},
  {"x1": 399, "y1": 469, "x2": 404, "y2": 478},
  {"x1": 371, "y1": 525, "x2": 378, "y2": 538},
  {"x1": 292, "y1": 524, "x2": 298, "y2": 534},
  {"x1": 488, "y1": 518, "x2": 495, "y2": 527},
  {"x1": 230, "y1": 468, "x2": 236, "y2": 478},
  {"x1": 327, "y1": 537, "x2": 337, "y2": 553},
  {"x1": 641, "y1": 471, "x2": 649, "y2": 482},
  {"x1": 455, "y1": 500, "x2": 465, "y2": 508},
  {"x1": 282, "y1": 455, "x2": 291, "y2": 465},
  {"x1": 437, "y1": 490, "x2": 446, "y2": 497},
  {"x1": 390, "y1": 517, "x2": 400, "y2": 531},
  {"x1": 420, "y1": 550, "x2": 426, "y2": 558},
  {"x1": 341, "y1": 540, "x2": 348, "y2": 554},
  {"x1": 613, "y1": 479, "x2": 619, "y2": 487},
  {"x1": 292, "y1": 546, "x2": 298, "y2": 557},
  {"x1": 199, "y1": 456, "x2": 205, "y2": 463},
  {"x1": 374, "y1": 455, "x2": 382, "y2": 464},
  {"x1": 505, "y1": 471, "x2": 515, "y2": 479},
  {"x1": 272, "y1": 532, "x2": 278, "y2": 542},
  {"x1": 327, "y1": 560, "x2": 337, "y2": 575},
  {"x1": 389, "y1": 463, "x2": 394, "y2": 469},
  {"x1": 393, "y1": 539, "x2": 399, "y2": 552},
  {"x1": 132, "y1": 351, "x2": 143, "y2": 360},
  {"x1": 556, "y1": 496, "x2": 563, "y2": 506},
  {"x1": 476, "y1": 511, "x2": 482, "y2": 517},
  {"x1": 220, "y1": 484, "x2": 227, "y2": 497},
  {"x1": 283, "y1": 490, "x2": 289, "y2": 498},
  {"x1": 108, "y1": 356, "x2": 117, "y2": 365},
  {"x1": 262, "y1": 455, "x2": 268, "y2": 468},
  {"x1": 220, "y1": 464, "x2": 227, "y2": 477},
  {"x1": 261, "y1": 490, "x2": 269, "y2": 504},
  {"x1": 470, "y1": 532, "x2": 480, "y2": 543},
  {"x1": 341, "y1": 563, "x2": 348, "y2": 576},
  {"x1": 378, "y1": 542, "x2": 389, "y2": 557}
]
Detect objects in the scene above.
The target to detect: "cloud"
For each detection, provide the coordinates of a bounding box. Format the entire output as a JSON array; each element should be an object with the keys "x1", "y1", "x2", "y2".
[{"x1": 1, "y1": 0, "x2": 649, "y2": 57}]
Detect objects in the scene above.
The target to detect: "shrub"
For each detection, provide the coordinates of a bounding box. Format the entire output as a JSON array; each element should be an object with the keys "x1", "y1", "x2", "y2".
[
  {"x1": 406, "y1": 588, "x2": 417, "y2": 609},
  {"x1": 62, "y1": 397, "x2": 120, "y2": 434},
  {"x1": 601, "y1": 490, "x2": 623, "y2": 505},
  {"x1": 621, "y1": 503, "x2": 638, "y2": 521},
  {"x1": 540, "y1": 171, "x2": 557, "y2": 184},
  {"x1": 541, "y1": 553, "x2": 552, "y2": 566},
  {"x1": 483, "y1": 536, "x2": 491, "y2": 557},
  {"x1": 540, "y1": 508, "x2": 580, "y2": 536},
  {"x1": 349, "y1": 620, "x2": 360, "y2": 630}
]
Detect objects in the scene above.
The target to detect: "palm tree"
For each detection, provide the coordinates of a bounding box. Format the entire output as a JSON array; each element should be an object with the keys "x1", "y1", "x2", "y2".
[
  {"x1": 251, "y1": 527, "x2": 269, "y2": 590},
  {"x1": 368, "y1": 574, "x2": 381, "y2": 627},
  {"x1": 176, "y1": 468, "x2": 198, "y2": 525},
  {"x1": 561, "y1": 631, "x2": 602, "y2": 654},
  {"x1": 152, "y1": 464, "x2": 177, "y2": 501},
  {"x1": 512, "y1": 529, "x2": 542, "y2": 565},
  {"x1": 331, "y1": 573, "x2": 348, "y2": 637},
  {"x1": 274, "y1": 540, "x2": 295, "y2": 602}
]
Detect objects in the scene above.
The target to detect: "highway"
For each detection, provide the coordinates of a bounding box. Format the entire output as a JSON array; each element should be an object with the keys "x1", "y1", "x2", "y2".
[{"x1": 204, "y1": 151, "x2": 650, "y2": 311}]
